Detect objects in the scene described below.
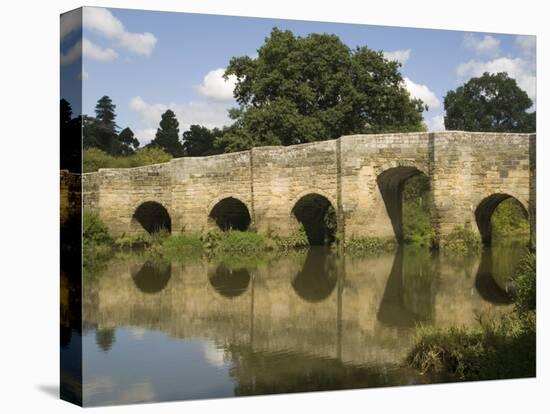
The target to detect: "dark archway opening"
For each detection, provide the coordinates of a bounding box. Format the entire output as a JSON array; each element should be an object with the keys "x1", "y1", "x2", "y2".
[
  {"x1": 132, "y1": 201, "x2": 171, "y2": 235},
  {"x1": 292, "y1": 194, "x2": 336, "y2": 246},
  {"x1": 209, "y1": 264, "x2": 251, "y2": 298},
  {"x1": 209, "y1": 197, "x2": 251, "y2": 231},
  {"x1": 475, "y1": 194, "x2": 528, "y2": 246},
  {"x1": 292, "y1": 247, "x2": 337, "y2": 303},
  {"x1": 377, "y1": 166, "x2": 431, "y2": 245},
  {"x1": 131, "y1": 261, "x2": 172, "y2": 294}
]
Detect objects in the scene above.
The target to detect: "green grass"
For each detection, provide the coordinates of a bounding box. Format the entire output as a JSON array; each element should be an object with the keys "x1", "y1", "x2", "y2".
[
  {"x1": 344, "y1": 237, "x2": 396, "y2": 256},
  {"x1": 84, "y1": 147, "x2": 172, "y2": 173},
  {"x1": 406, "y1": 250, "x2": 536, "y2": 381}
]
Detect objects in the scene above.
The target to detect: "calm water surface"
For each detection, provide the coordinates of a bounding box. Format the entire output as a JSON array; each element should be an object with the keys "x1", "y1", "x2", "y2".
[{"x1": 74, "y1": 243, "x2": 525, "y2": 406}]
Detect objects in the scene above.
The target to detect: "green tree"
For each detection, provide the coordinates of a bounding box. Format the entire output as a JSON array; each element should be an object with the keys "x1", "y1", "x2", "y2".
[
  {"x1": 94, "y1": 95, "x2": 118, "y2": 131},
  {"x1": 118, "y1": 127, "x2": 140, "y2": 156},
  {"x1": 220, "y1": 28, "x2": 425, "y2": 151},
  {"x1": 84, "y1": 95, "x2": 121, "y2": 155},
  {"x1": 182, "y1": 125, "x2": 223, "y2": 156},
  {"x1": 149, "y1": 109, "x2": 183, "y2": 157},
  {"x1": 444, "y1": 72, "x2": 535, "y2": 133}
]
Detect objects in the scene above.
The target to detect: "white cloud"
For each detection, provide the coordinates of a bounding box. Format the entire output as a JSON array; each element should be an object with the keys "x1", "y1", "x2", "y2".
[
  {"x1": 197, "y1": 68, "x2": 237, "y2": 101},
  {"x1": 135, "y1": 128, "x2": 157, "y2": 144},
  {"x1": 60, "y1": 39, "x2": 82, "y2": 65},
  {"x1": 463, "y1": 34, "x2": 500, "y2": 57},
  {"x1": 83, "y1": 38, "x2": 118, "y2": 61},
  {"x1": 516, "y1": 35, "x2": 536, "y2": 56},
  {"x1": 383, "y1": 49, "x2": 411, "y2": 65},
  {"x1": 425, "y1": 114, "x2": 445, "y2": 132},
  {"x1": 403, "y1": 77, "x2": 440, "y2": 110},
  {"x1": 83, "y1": 7, "x2": 157, "y2": 56},
  {"x1": 78, "y1": 70, "x2": 89, "y2": 80},
  {"x1": 456, "y1": 57, "x2": 536, "y2": 102},
  {"x1": 129, "y1": 96, "x2": 232, "y2": 145},
  {"x1": 60, "y1": 9, "x2": 81, "y2": 41}
]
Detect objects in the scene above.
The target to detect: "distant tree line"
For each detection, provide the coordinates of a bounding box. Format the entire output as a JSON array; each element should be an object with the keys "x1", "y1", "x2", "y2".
[{"x1": 72, "y1": 28, "x2": 535, "y2": 169}]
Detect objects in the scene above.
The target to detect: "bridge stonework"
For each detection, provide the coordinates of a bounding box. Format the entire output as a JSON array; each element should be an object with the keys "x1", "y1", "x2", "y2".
[{"x1": 79, "y1": 131, "x2": 535, "y2": 247}]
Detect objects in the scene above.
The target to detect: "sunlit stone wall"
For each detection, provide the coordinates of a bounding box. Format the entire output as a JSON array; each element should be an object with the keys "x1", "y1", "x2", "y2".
[{"x1": 81, "y1": 131, "x2": 535, "y2": 245}]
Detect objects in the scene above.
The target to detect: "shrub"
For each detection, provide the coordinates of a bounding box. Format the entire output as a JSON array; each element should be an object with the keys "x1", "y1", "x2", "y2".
[
  {"x1": 491, "y1": 198, "x2": 530, "y2": 239},
  {"x1": 83, "y1": 147, "x2": 172, "y2": 173},
  {"x1": 345, "y1": 237, "x2": 396, "y2": 255},
  {"x1": 440, "y1": 225, "x2": 481, "y2": 255},
  {"x1": 217, "y1": 231, "x2": 267, "y2": 254},
  {"x1": 273, "y1": 225, "x2": 310, "y2": 251},
  {"x1": 512, "y1": 251, "x2": 536, "y2": 313},
  {"x1": 161, "y1": 234, "x2": 204, "y2": 260},
  {"x1": 83, "y1": 211, "x2": 112, "y2": 246}
]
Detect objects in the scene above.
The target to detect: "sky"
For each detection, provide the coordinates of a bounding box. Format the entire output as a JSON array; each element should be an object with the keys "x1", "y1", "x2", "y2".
[{"x1": 61, "y1": 7, "x2": 536, "y2": 146}]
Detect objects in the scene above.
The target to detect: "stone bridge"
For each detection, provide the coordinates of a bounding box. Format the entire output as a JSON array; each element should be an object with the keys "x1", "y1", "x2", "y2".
[{"x1": 75, "y1": 131, "x2": 536, "y2": 247}]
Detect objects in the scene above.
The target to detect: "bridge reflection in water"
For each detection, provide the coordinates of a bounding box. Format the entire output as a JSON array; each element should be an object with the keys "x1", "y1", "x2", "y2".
[{"x1": 80, "y1": 244, "x2": 521, "y2": 405}]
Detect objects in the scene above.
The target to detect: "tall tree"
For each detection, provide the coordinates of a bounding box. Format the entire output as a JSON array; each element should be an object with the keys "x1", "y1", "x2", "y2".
[
  {"x1": 444, "y1": 72, "x2": 535, "y2": 133},
  {"x1": 94, "y1": 95, "x2": 118, "y2": 132},
  {"x1": 219, "y1": 28, "x2": 425, "y2": 152},
  {"x1": 182, "y1": 125, "x2": 222, "y2": 156},
  {"x1": 149, "y1": 109, "x2": 183, "y2": 157},
  {"x1": 84, "y1": 95, "x2": 120, "y2": 154}
]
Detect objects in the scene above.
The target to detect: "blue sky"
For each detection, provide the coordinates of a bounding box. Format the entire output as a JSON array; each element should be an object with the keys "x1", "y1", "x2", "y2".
[{"x1": 61, "y1": 7, "x2": 536, "y2": 146}]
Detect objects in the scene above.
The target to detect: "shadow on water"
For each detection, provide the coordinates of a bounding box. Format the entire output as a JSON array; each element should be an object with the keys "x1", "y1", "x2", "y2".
[
  {"x1": 377, "y1": 247, "x2": 436, "y2": 327},
  {"x1": 474, "y1": 247, "x2": 514, "y2": 305},
  {"x1": 209, "y1": 264, "x2": 251, "y2": 298},
  {"x1": 131, "y1": 261, "x2": 172, "y2": 294},
  {"x1": 291, "y1": 247, "x2": 337, "y2": 303}
]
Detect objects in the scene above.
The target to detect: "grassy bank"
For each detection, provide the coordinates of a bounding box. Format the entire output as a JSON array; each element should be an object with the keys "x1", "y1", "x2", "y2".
[
  {"x1": 406, "y1": 250, "x2": 536, "y2": 380},
  {"x1": 82, "y1": 212, "x2": 314, "y2": 270}
]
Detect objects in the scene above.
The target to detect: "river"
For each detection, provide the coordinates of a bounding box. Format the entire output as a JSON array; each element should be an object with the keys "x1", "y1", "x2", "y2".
[{"x1": 67, "y1": 241, "x2": 526, "y2": 405}]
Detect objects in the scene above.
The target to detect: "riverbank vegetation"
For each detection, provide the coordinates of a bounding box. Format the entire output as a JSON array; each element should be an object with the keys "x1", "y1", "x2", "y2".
[
  {"x1": 83, "y1": 147, "x2": 172, "y2": 173},
  {"x1": 83, "y1": 211, "x2": 312, "y2": 270},
  {"x1": 406, "y1": 250, "x2": 536, "y2": 380}
]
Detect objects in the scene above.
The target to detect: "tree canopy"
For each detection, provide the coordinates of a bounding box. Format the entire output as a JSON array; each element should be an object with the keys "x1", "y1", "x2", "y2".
[
  {"x1": 444, "y1": 72, "x2": 535, "y2": 133},
  {"x1": 182, "y1": 125, "x2": 222, "y2": 156},
  {"x1": 220, "y1": 28, "x2": 425, "y2": 152}
]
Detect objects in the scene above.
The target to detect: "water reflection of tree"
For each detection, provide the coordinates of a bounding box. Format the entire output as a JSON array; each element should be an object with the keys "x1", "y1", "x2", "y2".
[{"x1": 95, "y1": 328, "x2": 116, "y2": 353}]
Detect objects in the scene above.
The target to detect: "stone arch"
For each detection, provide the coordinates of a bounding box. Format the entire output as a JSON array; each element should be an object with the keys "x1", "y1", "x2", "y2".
[
  {"x1": 208, "y1": 264, "x2": 250, "y2": 298},
  {"x1": 131, "y1": 201, "x2": 171, "y2": 234},
  {"x1": 291, "y1": 191, "x2": 337, "y2": 246},
  {"x1": 376, "y1": 166, "x2": 429, "y2": 243},
  {"x1": 208, "y1": 196, "x2": 251, "y2": 231},
  {"x1": 475, "y1": 193, "x2": 528, "y2": 246}
]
